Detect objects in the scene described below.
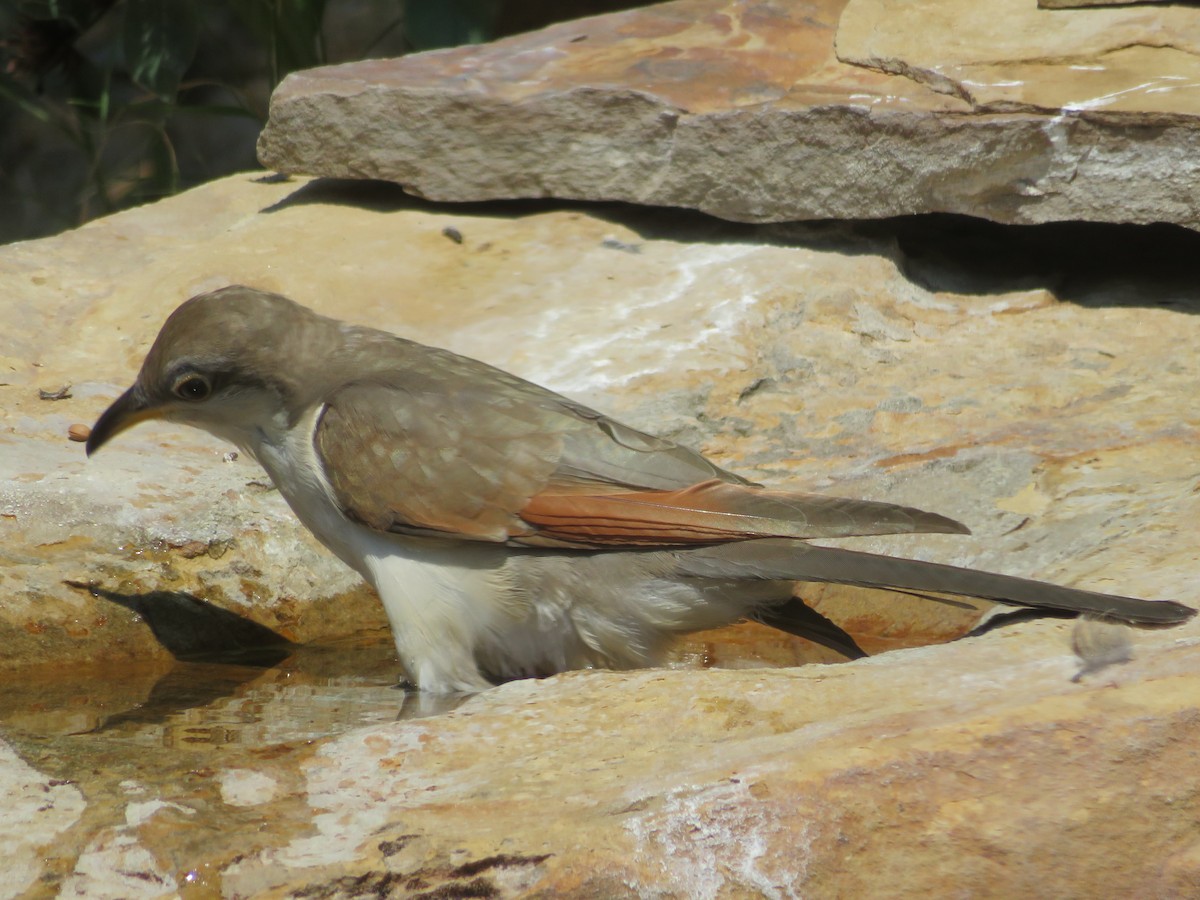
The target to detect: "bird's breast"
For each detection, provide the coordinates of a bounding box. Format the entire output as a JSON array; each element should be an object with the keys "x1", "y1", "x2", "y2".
[{"x1": 248, "y1": 404, "x2": 372, "y2": 574}]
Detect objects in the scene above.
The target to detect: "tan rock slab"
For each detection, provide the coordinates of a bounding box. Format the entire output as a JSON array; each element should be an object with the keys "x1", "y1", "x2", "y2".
[
  {"x1": 1040, "y1": 0, "x2": 1179, "y2": 8},
  {"x1": 258, "y1": 0, "x2": 1200, "y2": 229},
  {"x1": 838, "y1": 0, "x2": 1200, "y2": 114},
  {"x1": 0, "y1": 740, "x2": 86, "y2": 897},
  {"x1": 4, "y1": 173, "x2": 1200, "y2": 675},
  {"x1": 3, "y1": 172, "x2": 1200, "y2": 896},
  {"x1": 5, "y1": 614, "x2": 1198, "y2": 897},
  {"x1": 232, "y1": 631, "x2": 1200, "y2": 896}
]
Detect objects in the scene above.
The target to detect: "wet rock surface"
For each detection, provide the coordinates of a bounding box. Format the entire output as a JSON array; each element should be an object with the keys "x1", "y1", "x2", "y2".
[
  {"x1": 3, "y1": 169, "x2": 1199, "y2": 894},
  {"x1": 258, "y1": 0, "x2": 1200, "y2": 229},
  {"x1": 5, "y1": 625, "x2": 1200, "y2": 897}
]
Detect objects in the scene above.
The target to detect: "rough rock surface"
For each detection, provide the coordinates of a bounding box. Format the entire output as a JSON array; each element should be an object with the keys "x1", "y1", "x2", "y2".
[
  {"x1": 838, "y1": 0, "x2": 1200, "y2": 113},
  {"x1": 220, "y1": 641, "x2": 1200, "y2": 899},
  {"x1": 2, "y1": 173, "x2": 1200, "y2": 895},
  {"x1": 1040, "y1": 0, "x2": 1176, "y2": 7},
  {"x1": 258, "y1": 0, "x2": 1200, "y2": 229},
  {"x1": 5, "y1": 623, "x2": 1200, "y2": 897}
]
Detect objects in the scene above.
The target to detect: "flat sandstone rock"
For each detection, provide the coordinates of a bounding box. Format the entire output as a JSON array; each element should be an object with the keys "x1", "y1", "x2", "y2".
[
  {"x1": 3, "y1": 173, "x2": 1200, "y2": 894},
  {"x1": 1039, "y1": 0, "x2": 1179, "y2": 7},
  {"x1": 258, "y1": 0, "x2": 1200, "y2": 229},
  {"x1": 838, "y1": 0, "x2": 1200, "y2": 114}
]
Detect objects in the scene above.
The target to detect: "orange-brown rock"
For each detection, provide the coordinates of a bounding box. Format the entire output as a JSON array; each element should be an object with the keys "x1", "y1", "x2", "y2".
[{"x1": 258, "y1": 0, "x2": 1200, "y2": 229}]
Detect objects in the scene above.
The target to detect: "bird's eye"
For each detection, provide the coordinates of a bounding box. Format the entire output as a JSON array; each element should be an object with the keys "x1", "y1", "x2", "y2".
[{"x1": 172, "y1": 374, "x2": 212, "y2": 402}]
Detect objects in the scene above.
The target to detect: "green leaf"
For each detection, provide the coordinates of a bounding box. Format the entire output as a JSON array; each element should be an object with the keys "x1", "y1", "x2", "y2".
[
  {"x1": 0, "y1": 75, "x2": 54, "y2": 124},
  {"x1": 122, "y1": 0, "x2": 200, "y2": 100}
]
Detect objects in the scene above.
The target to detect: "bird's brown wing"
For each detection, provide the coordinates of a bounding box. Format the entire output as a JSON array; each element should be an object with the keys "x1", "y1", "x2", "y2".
[
  {"x1": 314, "y1": 367, "x2": 966, "y2": 548},
  {"x1": 517, "y1": 480, "x2": 966, "y2": 546}
]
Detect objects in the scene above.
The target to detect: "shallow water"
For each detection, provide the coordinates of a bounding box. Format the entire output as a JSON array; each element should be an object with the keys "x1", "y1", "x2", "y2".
[
  {"x1": 2, "y1": 611, "x2": 976, "y2": 795},
  {"x1": 3, "y1": 639, "x2": 430, "y2": 744},
  {"x1": 0, "y1": 637, "x2": 462, "y2": 895},
  {"x1": 0, "y1": 612, "x2": 973, "y2": 893},
  {"x1": 0, "y1": 620, "x2": 849, "y2": 747}
]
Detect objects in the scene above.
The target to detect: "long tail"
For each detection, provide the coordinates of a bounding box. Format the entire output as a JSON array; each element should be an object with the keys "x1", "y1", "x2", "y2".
[{"x1": 676, "y1": 539, "x2": 1195, "y2": 625}]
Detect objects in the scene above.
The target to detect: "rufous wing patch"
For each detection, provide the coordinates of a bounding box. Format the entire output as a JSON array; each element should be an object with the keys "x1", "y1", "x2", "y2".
[{"x1": 518, "y1": 479, "x2": 968, "y2": 547}]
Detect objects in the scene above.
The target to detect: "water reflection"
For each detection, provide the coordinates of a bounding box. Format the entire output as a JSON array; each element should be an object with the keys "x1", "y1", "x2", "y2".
[
  {"x1": 1, "y1": 585, "x2": 987, "y2": 748},
  {"x1": 0, "y1": 637, "x2": 467, "y2": 748},
  {"x1": 0, "y1": 633, "x2": 819, "y2": 748}
]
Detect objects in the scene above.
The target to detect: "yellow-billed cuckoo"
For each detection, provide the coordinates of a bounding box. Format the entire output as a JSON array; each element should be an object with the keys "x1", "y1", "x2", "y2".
[{"x1": 87, "y1": 286, "x2": 1194, "y2": 691}]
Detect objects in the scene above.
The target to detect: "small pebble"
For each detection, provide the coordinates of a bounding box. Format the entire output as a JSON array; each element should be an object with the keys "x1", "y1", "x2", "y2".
[
  {"x1": 601, "y1": 237, "x2": 642, "y2": 254},
  {"x1": 176, "y1": 540, "x2": 210, "y2": 559},
  {"x1": 40, "y1": 385, "x2": 73, "y2": 401},
  {"x1": 68, "y1": 423, "x2": 91, "y2": 442}
]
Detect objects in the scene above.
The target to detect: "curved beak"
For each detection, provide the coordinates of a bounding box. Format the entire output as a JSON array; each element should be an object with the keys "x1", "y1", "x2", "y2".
[{"x1": 86, "y1": 385, "x2": 161, "y2": 456}]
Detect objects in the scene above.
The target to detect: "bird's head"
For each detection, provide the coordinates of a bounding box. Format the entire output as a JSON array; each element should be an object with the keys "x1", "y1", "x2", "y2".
[{"x1": 87, "y1": 285, "x2": 343, "y2": 457}]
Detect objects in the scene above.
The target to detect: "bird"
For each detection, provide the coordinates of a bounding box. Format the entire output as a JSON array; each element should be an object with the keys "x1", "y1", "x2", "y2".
[{"x1": 86, "y1": 285, "x2": 1195, "y2": 692}]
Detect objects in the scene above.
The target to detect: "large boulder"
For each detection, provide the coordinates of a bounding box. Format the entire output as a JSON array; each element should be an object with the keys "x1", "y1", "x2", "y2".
[
  {"x1": 258, "y1": 0, "x2": 1200, "y2": 230},
  {"x1": 2, "y1": 171, "x2": 1198, "y2": 895}
]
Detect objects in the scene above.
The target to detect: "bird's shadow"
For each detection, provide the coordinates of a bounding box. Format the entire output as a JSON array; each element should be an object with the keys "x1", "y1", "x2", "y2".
[
  {"x1": 961, "y1": 606, "x2": 1078, "y2": 639},
  {"x1": 65, "y1": 580, "x2": 295, "y2": 667}
]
